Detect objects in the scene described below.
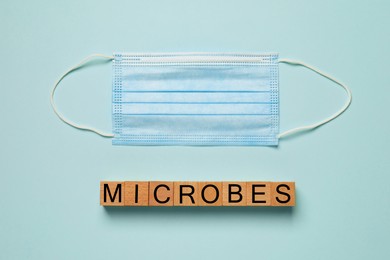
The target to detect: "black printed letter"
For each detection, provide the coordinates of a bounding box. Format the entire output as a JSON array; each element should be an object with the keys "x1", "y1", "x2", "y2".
[
  {"x1": 276, "y1": 184, "x2": 291, "y2": 204},
  {"x1": 228, "y1": 184, "x2": 243, "y2": 203},
  {"x1": 180, "y1": 185, "x2": 195, "y2": 204},
  {"x1": 252, "y1": 184, "x2": 266, "y2": 204},
  {"x1": 201, "y1": 184, "x2": 219, "y2": 204},
  {"x1": 154, "y1": 184, "x2": 171, "y2": 204},
  {"x1": 104, "y1": 183, "x2": 122, "y2": 203}
]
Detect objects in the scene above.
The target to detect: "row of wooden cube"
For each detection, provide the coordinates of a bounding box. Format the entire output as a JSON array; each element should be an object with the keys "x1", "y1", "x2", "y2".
[{"x1": 100, "y1": 181, "x2": 295, "y2": 207}]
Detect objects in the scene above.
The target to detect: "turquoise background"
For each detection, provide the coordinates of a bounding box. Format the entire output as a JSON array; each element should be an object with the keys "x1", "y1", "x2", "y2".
[{"x1": 1, "y1": 0, "x2": 389, "y2": 259}]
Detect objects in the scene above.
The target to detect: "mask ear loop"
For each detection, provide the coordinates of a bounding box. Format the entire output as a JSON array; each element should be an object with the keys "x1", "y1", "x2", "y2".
[
  {"x1": 50, "y1": 54, "x2": 115, "y2": 138},
  {"x1": 278, "y1": 59, "x2": 352, "y2": 139}
]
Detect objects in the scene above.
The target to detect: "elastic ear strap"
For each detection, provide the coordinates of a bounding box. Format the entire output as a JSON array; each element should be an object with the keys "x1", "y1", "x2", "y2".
[
  {"x1": 278, "y1": 59, "x2": 352, "y2": 138},
  {"x1": 50, "y1": 54, "x2": 115, "y2": 138}
]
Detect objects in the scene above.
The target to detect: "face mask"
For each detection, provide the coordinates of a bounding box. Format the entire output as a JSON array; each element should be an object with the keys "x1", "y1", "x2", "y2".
[{"x1": 51, "y1": 53, "x2": 351, "y2": 146}]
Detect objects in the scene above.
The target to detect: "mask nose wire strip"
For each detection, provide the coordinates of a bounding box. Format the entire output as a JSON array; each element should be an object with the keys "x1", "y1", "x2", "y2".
[
  {"x1": 50, "y1": 54, "x2": 115, "y2": 138},
  {"x1": 277, "y1": 59, "x2": 352, "y2": 139}
]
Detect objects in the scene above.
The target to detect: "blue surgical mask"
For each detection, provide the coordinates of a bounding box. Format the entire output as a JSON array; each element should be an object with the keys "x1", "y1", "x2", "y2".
[{"x1": 51, "y1": 53, "x2": 352, "y2": 146}]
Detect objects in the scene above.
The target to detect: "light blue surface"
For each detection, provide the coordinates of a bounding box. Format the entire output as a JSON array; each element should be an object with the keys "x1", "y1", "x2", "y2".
[{"x1": 0, "y1": 0, "x2": 389, "y2": 259}]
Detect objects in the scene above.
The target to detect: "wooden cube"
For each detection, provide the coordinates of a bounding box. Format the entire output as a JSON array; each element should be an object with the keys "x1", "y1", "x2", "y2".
[
  {"x1": 173, "y1": 182, "x2": 198, "y2": 206},
  {"x1": 271, "y1": 182, "x2": 295, "y2": 206},
  {"x1": 222, "y1": 182, "x2": 247, "y2": 206},
  {"x1": 198, "y1": 182, "x2": 222, "y2": 206},
  {"x1": 100, "y1": 181, "x2": 124, "y2": 206},
  {"x1": 124, "y1": 181, "x2": 149, "y2": 206},
  {"x1": 149, "y1": 181, "x2": 174, "y2": 206},
  {"x1": 246, "y1": 182, "x2": 271, "y2": 206}
]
